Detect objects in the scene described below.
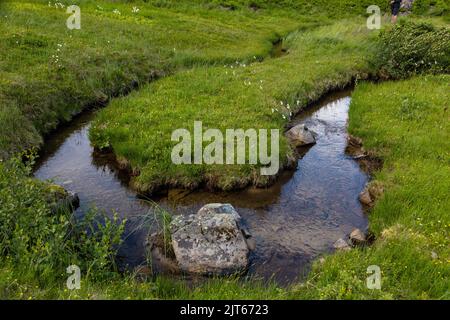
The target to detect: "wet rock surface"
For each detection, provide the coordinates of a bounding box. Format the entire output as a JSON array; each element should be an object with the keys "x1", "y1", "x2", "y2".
[
  {"x1": 286, "y1": 124, "x2": 317, "y2": 147},
  {"x1": 170, "y1": 204, "x2": 250, "y2": 275}
]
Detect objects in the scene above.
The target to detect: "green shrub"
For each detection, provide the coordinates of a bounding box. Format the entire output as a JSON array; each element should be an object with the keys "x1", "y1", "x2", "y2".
[
  {"x1": 0, "y1": 153, "x2": 125, "y2": 282},
  {"x1": 412, "y1": 0, "x2": 449, "y2": 16},
  {"x1": 374, "y1": 21, "x2": 450, "y2": 79}
]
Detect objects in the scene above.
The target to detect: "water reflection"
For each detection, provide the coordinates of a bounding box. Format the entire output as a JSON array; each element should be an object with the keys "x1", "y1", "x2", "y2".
[{"x1": 34, "y1": 90, "x2": 368, "y2": 284}]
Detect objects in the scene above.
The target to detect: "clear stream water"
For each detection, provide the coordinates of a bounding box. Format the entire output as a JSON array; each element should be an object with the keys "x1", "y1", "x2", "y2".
[{"x1": 34, "y1": 89, "x2": 368, "y2": 284}]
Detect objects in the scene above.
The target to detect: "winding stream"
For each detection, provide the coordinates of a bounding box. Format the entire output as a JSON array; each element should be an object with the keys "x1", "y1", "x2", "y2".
[{"x1": 34, "y1": 89, "x2": 368, "y2": 284}]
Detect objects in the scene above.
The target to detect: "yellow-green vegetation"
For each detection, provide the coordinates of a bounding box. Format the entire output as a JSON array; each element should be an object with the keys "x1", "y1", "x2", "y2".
[
  {"x1": 90, "y1": 19, "x2": 378, "y2": 192},
  {"x1": 0, "y1": 0, "x2": 449, "y2": 300}
]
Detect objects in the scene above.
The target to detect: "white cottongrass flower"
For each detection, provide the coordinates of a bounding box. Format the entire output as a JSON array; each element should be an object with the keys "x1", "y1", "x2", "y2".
[
  {"x1": 132, "y1": 6, "x2": 140, "y2": 13},
  {"x1": 113, "y1": 9, "x2": 121, "y2": 15}
]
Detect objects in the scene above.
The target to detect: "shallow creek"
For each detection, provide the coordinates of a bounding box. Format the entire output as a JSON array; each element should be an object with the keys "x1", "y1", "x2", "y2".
[{"x1": 34, "y1": 89, "x2": 368, "y2": 284}]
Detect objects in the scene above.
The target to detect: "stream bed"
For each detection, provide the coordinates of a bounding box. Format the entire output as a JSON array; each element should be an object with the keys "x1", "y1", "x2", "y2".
[{"x1": 34, "y1": 89, "x2": 368, "y2": 284}]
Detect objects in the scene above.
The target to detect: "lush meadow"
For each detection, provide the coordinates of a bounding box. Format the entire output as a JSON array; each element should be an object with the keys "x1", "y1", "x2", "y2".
[{"x1": 0, "y1": 0, "x2": 448, "y2": 300}]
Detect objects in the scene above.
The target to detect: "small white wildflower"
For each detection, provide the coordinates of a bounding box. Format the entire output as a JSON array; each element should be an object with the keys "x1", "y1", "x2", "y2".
[{"x1": 132, "y1": 6, "x2": 140, "y2": 13}]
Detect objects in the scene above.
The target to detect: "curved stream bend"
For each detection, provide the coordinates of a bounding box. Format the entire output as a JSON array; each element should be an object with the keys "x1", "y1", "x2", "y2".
[{"x1": 34, "y1": 90, "x2": 368, "y2": 284}]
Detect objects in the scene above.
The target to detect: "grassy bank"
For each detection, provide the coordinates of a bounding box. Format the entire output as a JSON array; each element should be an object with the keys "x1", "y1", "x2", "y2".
[
  {"x1": 3, "y1": 75, "x2": 447, "y2": 300},
  {"x1": 1, "y1": 0, "x2": 449, "y2": 300},
  {"x1": 0, "y1": 0, "x2": 307, "y2": 158},
  {"x1": 293, "y1": 75, "x2": 450, "y2": 299},
  {"x1": 90, "y1": 19, "x2": 378, "y2": 193}
]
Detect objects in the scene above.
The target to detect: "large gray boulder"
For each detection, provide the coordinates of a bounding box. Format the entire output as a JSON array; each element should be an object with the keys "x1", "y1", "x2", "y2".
[
  {"x1": 286, "y1": 124, "x2": 317, "y2": 147},
  {"x1": 170, "y1": 204, "x2": 250, "y2": 275}
]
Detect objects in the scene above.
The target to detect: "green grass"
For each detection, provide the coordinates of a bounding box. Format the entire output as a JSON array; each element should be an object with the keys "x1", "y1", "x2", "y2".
[
  {"x1": 0, "y1": 0, "x2": 449, "y2": 300},
  {"x1": 90, "y1": 19, "x2": 378, "y2": 193},
  {"x1": 291, "y1": 75, "x2": 450, "y2": 299},
  {"x1": 3, "y1": 75, "x2": 450, "y2": 300},
  {"x1": 0, "y1": 0, "x2": 309, "y2": 158}
]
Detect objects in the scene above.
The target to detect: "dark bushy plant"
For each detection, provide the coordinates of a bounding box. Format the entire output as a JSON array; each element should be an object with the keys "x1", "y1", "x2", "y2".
[{"x1": 374, "y1": 21, "x2": 450, "y2": 79}]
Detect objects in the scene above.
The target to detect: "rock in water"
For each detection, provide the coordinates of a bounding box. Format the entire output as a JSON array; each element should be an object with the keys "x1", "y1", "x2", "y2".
[
  {"x1": 285, "y1": 124, "x2": 317, "y2": 147},
  {"x1": 359, "y1": 188, "x2": 373, "y2": 206},
  {"x1": 45, "y1": 184, "x2": 80, "y2": 214},
  {"x1": 349, "y1": 228, "x2": 367, "y2": 246},
  {"x1": 333, "y1": 238, "x2": 351, "y2": 251},
  {"x1": 171, "y1": 204, "x2": 249, "y2": 275}
]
